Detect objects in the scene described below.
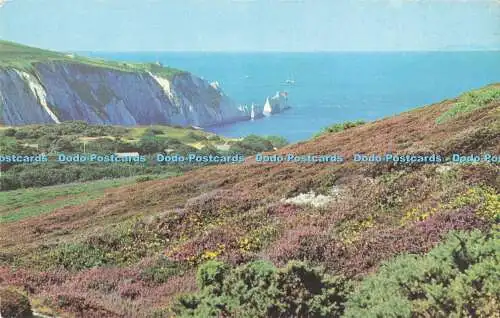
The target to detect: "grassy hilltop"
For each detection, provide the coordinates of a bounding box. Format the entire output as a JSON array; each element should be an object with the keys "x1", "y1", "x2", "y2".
[
  {"x1": 0, "y1": 85, "x2": 499, "y2": 317},
  {"x1": 0, "y1": 40, "x2": 184, "y2": 78}
]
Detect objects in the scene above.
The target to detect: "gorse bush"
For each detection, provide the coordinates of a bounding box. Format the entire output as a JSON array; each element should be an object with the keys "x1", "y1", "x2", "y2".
[
  {"x1": 448, "y1": 186, "x2": 500, "y2": 222},
  {"x1": 344, "y1": 229, "x2": 500, "y2": 318},
  {"x1": 173, "y1": 260, "x2": 352, "y2": 318}
]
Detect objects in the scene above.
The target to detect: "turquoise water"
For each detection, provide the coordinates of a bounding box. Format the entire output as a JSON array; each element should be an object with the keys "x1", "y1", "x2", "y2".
[{"x1": 83, "y1": 52, "x2": 500, "y2": 142}]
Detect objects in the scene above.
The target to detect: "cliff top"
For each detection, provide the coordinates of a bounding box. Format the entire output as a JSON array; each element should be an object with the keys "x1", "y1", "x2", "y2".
[{"x1": 0, "y1": 40, "x2": 185, "y2": 79}]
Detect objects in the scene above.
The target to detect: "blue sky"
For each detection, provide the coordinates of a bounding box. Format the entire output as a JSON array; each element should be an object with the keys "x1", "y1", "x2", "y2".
[{"x1": 0, "y1": 0, "x2": 499, "y2": 51}]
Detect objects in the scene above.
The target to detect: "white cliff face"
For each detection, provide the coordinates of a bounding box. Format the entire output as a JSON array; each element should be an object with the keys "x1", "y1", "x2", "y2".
[
  {"x1": 0, "y1": 62, "x2": 251, "y2": 127},
  {"x1": 149, "y1": 72, "x2": 176, "y2": 102},
  {"x1": 0, "y1": 61, "x2": 292, "y2": 127},
  {"x1": 263, "y1": 91, "x2": 290, "y2": 116},
  {"x1": 0, "y1": 70, "x2": 57, "y2": 125},
  {"x1": 14, "y1": 70, "x2": 61, "y2": 123}
]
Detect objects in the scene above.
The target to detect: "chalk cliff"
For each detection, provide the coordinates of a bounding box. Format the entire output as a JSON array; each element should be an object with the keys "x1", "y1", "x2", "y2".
[
  {"x1": 263, "y1": 91, "x2": 291, "y2": 116},
  {"x1": 0, "y1": 61, "x2": 251, "y2": 127}
]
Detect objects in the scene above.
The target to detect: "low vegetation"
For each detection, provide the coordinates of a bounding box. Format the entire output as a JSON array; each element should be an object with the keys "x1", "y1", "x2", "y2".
[
  {"x1": 0, "y1": 85, "x2": 498, "y2": 317},
  {"x1": 0, "y1": 178, "x2": 139, "y2": 223},
  {"x1": 170, "y1": 228, "x2": 499, "y2": 317},
  {"x1": 436, "y1": 84, "x2": 500, "y2": 124},
  {"x1": 314, "y1": 120, "x2": 366, "y2": 137},
  {"x1": 0, "y1": 121, "x2": 289, "y2": 191},
  {"x1": 345, "y1": 229, "x2": 500, "y2": 318},
  {"x1": 174, "y1": 260, "x2": 352, "y2": 317},
  {"x1": 0, "y1": 287, "x2": 33, "y2": 318}
]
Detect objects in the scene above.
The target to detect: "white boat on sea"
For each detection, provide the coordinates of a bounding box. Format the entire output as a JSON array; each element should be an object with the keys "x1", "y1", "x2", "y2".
[{"x1": 284, "y1": 76, "x2": 295, "y2": 85}]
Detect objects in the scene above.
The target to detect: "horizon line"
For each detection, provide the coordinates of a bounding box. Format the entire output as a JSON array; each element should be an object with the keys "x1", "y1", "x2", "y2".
[{"x1": 74, "y1": 49, "x2": 500, "y2": 54}]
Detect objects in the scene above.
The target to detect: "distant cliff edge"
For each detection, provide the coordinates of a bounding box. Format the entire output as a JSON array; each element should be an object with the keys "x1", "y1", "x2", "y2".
[{"x1": 0, "y1": 41, "x2": 254, "y2": 127}]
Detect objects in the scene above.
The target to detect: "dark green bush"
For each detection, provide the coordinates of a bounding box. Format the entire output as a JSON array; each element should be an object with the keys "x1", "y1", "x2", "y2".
[
  {"x1": 13, "y1": 130, "x2": 29, "y2": 139},
  {"x1": 344, "y1": 229, "x2": 500, "y2": 318},
  {"x1": 229, "y1": 135, "x2": 275, "y2": 156},
  {"x1": 53, "y1": 137, "x2": 78, "y2": 152},
  {"x1": 137, "y1": 136, "x2": 165, "y2": 154},
  {"x1": 2, "y1": 128, "x2": 16, "y2": 137},
  {"x1": 173, "y1": 260, "x2": 352, "y2": 318}
]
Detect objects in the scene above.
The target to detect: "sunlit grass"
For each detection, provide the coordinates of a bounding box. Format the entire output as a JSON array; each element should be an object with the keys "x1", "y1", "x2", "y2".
[
  {"x1": 0, "y1": 40, "x2": 183, "y2": 79},
  {"x1": 436, "y1": 84, "x2": 500, "y2": 124},
  {"x1": 0, "y1": 178, "x2": 137, "y2": 223}
]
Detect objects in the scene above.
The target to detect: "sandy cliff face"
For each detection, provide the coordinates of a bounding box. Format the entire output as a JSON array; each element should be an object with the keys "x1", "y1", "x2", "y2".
[{"x1": 0, "y1": 62, "x2": 251, "y2": 126}]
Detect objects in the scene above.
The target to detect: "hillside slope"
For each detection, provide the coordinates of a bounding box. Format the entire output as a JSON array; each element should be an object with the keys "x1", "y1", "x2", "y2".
[
  {"x1": 0, "y1": 85, "x2": 498, "y2": 317},
  {"x1": 0, "y1": 41, "x2": 250, "y2": 126}
]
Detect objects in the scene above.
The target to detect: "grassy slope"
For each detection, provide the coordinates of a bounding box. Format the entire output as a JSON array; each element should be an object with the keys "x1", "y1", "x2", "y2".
[
  {"x1": 0, "y1": 85, "x2": 498, "y2": 317},
  {"x1": 0, "y1": 40, "x2": 184, "y2": 78},
  {"x1": 0, "y1": 178, "x2": 139, "y2": 223}
]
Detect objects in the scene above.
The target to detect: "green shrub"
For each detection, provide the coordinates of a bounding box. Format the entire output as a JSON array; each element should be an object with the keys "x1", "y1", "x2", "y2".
[
  {"x1": 13, "y1": 130, "x2": 29, "y2": 139},
  {"x1": 229, "y1": 135, "x2": 275, "y2": 156},
  {"x1": 136, "y1": 175, "x2": 154, "y2": 183},
  {"x1": 344, "y1": 229, "x2": 500, "y2": 318},
  {"x1": 264, "y1": 135, "x2": 289, "y2": 148},
  {"x1": 173, "y1": 260, "x2": 352, "y2": 318},
  {"x1": 196, "y1": 260, "x2": 230, "y2": 292},
  {"x1": 44, "y1": 243, "x2": 108, "y2": 271},
  {"x1": 315, "y1": 120, "x2": 366, "y2": 137},
  {"x1": 53, "y1": 136, "x2": 78, "y2": 152},
  {"x1": 137, "y1": 136, "x2": 165, "y2": 154},
  {"x1": 3, "y1": 128, "x2": 16, "y2": 137},
  {"x1": 140, "y1": 256, "x2": 184, "y2": 284}
]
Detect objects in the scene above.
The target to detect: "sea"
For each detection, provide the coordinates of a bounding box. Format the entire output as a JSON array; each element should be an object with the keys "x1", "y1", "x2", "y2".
[{"x1": 81, "y1": 51, "x2": 500, "y2": 142}]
